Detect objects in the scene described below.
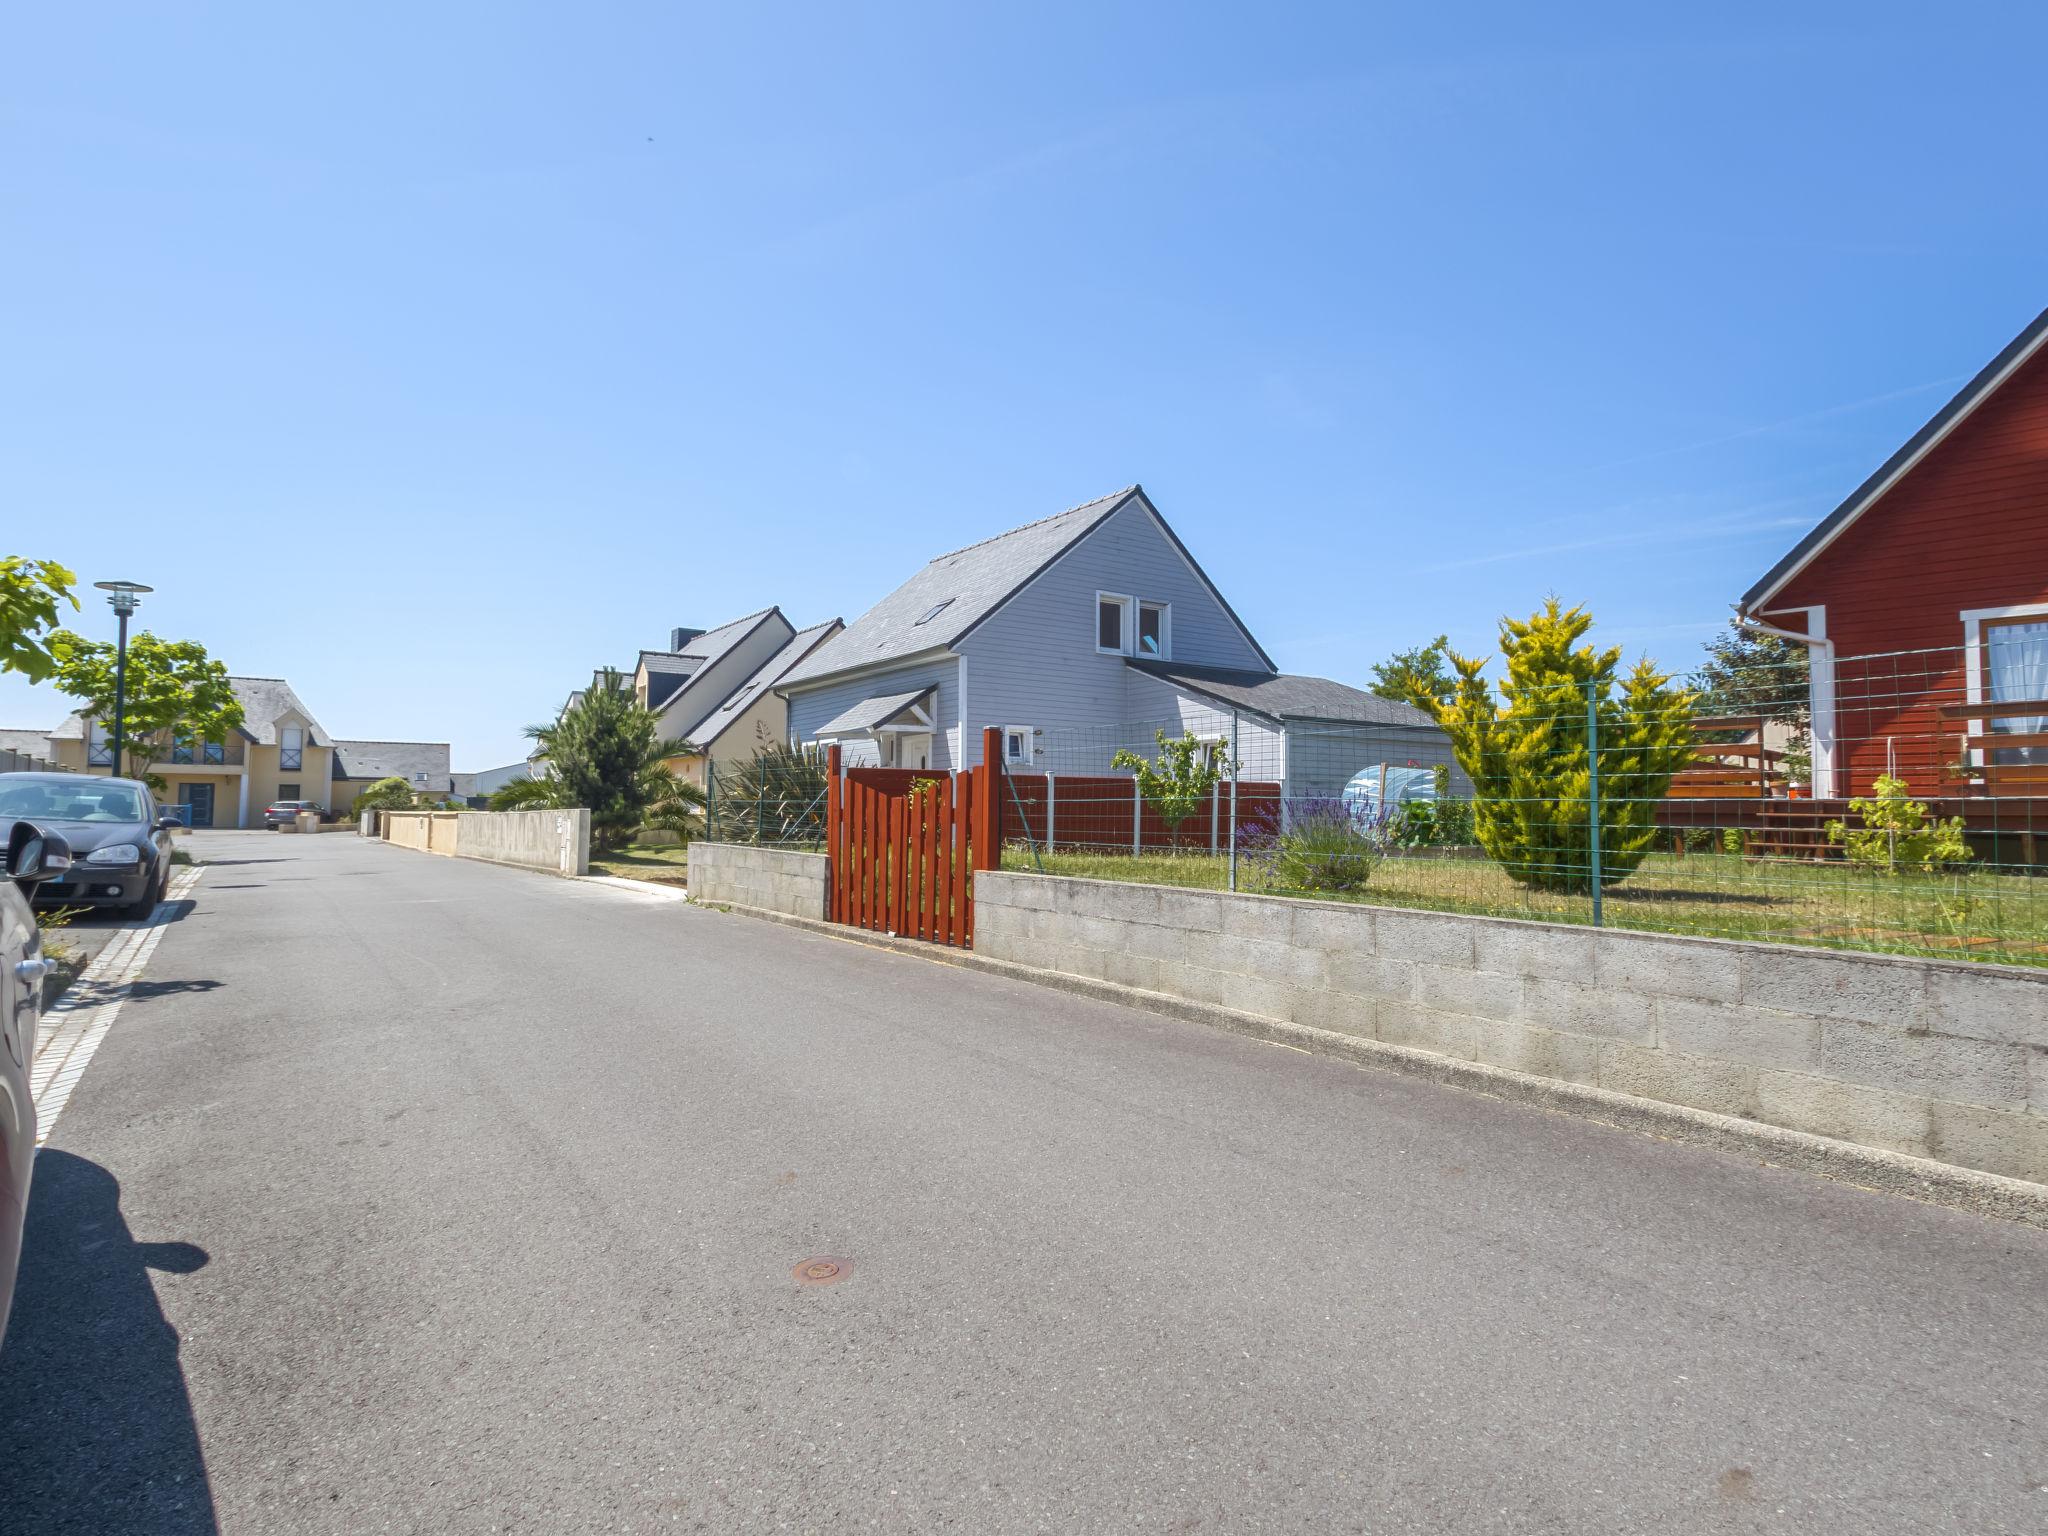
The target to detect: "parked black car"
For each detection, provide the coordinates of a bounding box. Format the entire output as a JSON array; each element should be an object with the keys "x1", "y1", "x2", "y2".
[
  {"x1": 2, "y1": 818, "x2": 76, "y2": 1336},
  {"x1": 0, "y1": 774, "x2": 178, "y2": 919}
]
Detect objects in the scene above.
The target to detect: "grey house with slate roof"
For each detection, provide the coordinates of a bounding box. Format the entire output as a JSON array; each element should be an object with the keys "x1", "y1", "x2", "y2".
[{"x1": 779, "y1": 485, "x2": 1458, "y2": 798}]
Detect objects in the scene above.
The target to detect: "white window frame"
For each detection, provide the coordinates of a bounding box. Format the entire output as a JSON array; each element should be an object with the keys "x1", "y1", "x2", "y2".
[
  {"x1": 1137, "y1": 600, "x2": 1171, "y2": 660},
  {"x1": 280, "y1": 724, "x2": 304, "y2": 771},
  {"x1": 1963, "y1": 601, "x2": 2048, "y2": 767},
  {"x1": 1095, "y1": 592, "x2": 1133, "y2": 655},
  {"x1": 1003, "y1": 725, "x2": 1035, "y2": 766}
]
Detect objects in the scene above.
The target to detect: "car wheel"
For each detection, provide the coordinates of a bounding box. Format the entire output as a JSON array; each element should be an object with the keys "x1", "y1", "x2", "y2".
[{"x1": 120, "y1": 878, "x2": 159, "y2": 921}]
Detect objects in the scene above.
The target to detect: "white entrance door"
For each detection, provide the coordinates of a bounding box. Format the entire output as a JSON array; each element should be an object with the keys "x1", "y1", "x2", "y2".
[{"x1": 895, "y1": 734, "x2": 932, "y2": 770}]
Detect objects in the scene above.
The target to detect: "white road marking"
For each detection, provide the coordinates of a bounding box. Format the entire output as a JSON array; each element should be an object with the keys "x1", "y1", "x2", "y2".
[{"x1": 30, "y1": 865, "x2": 205, "y2": 1146}]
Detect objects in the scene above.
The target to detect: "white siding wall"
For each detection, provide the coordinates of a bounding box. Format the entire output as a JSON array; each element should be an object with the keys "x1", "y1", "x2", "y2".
[
  {"x1": 956, "y1": 499, "x2": 1268, "y2": 767},
  {"x1": 784, "y1": 656, "x2": 964, "y2": 769}
]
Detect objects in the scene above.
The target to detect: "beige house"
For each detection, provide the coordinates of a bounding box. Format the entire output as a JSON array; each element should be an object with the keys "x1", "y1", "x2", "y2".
[
  {"x1": 24, "y1": 676, "x2": 451, "y2": 828},
  {"x1": 568, "y1": 608, "x2": 840, "y2": 790}
]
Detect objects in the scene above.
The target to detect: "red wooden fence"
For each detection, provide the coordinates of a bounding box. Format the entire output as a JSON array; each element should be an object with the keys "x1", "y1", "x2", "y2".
[
  {"x1": 826, "y1": 729, "x2": 1004, "y2": 948},
  {"x1": 1000, "y1": 773, "x2": 1283, "y2": 852}
]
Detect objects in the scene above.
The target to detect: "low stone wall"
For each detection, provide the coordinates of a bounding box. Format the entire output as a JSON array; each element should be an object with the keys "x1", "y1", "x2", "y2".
[
  {"x1": 974, "y1": 873, "x2": 2048, "y2": 1186},
  {"x1": 689, "y1": 844, "x2": 826, "y2": 919},
  {"x1": 456, "y1": 809, "x2": 589, "y2": 876},
  {"x1": 379, "y1": 809, "x2": 589, "y2": 876}
]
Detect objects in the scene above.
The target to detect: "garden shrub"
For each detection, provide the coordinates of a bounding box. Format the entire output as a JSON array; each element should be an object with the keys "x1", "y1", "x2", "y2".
[
  {"x1": 1826, "y1": 776, "x2": 1973, "y2": 874},
  {"x1": 1438, "y1": 598, "x2": 1696, "y2": 893},
  {"x1": 1245, "y1": 798, "x2": 1385, "y2": 892}
]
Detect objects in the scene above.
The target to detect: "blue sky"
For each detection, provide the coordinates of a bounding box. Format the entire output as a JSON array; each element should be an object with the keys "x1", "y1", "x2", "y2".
[{"x1": 5, "y1": 3, "x2": 2044, "y2": 767}]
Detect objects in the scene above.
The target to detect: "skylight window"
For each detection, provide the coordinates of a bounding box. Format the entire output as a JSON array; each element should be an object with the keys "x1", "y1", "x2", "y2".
[{"x1": 915, "y1": 598, "x2": 954, "y2": 626}]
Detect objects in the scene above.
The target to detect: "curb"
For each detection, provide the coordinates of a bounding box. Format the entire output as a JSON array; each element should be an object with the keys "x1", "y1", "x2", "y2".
[{"x1": 696, "y1": 896, "x2": 2048, "y2": 1230}]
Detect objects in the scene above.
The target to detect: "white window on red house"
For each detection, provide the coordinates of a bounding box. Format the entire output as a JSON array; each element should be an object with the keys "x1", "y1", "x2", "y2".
[{"x1": 1986, "y1": 617, "x2": 2048, "y2": 765}]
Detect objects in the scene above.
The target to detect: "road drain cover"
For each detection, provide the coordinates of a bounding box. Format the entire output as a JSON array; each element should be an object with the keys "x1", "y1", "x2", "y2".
[{"x1": 792, "y1": 1256, "x2": 853, "y2": 1286}]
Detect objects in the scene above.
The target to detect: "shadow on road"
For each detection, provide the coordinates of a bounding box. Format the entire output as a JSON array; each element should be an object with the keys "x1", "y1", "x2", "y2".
[
  {"x1": 127, "y1": 978, "x2": 226, "y2": 1000},
  {"x1": 0, "y1": 1151, "x2": 218, "y2": 1534}
]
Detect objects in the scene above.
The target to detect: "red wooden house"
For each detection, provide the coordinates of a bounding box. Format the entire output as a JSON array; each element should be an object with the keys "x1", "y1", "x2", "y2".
[{"x1": 1738, "y1": 305, "x2": 2048, "y2": 806}]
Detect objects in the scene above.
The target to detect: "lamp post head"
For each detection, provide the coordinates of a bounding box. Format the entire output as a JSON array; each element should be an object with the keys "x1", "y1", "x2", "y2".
[{"x1": 93, "y1": 579, "x2": 153, "y2": 618}]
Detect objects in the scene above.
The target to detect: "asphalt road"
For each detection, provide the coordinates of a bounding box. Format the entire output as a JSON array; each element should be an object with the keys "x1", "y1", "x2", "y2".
[{"x1": 3, "y1": 830, "x2": 2046, "y2": 1534}]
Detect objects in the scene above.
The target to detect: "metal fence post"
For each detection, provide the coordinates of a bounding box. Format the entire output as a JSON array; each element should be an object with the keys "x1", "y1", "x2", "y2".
[
  {"x1": 1587, "y1": 686, "x2": 1603, "y2": 928},
  {"x1": 705, "y1": 760, "x2": 717, "y2": 842},
  {"x1": 1228, "y1": 709, "x2": 1240, "y2": 893}
]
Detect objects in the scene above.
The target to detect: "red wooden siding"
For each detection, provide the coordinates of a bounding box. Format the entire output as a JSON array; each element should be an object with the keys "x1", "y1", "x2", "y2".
[{"x1": 1763, "y1": 342, "x2": 2048, "y2": 796}]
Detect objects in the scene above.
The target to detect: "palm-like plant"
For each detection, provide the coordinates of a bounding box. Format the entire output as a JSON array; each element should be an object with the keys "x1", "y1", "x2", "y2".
[{"x1": 511, "y1": 672, "x2": 692, "y2": 849}]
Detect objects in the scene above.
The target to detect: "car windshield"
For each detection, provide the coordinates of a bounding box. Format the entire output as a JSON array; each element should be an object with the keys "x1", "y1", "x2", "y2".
[{"x1": 0, "y1": 779, "x2": 146, "y2": 823}]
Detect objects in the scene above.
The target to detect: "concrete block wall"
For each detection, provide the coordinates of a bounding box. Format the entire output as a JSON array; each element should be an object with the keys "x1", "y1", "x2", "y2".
[
  {"x1": 974, "y1": 873, "x2": 2048, "y2": 1186},
  {"x1": 689, "y1": 844, "x2": 827, "y2": 920},
  {"x1": 379, "y1": 809, "x2": 589, "y2": 875}
]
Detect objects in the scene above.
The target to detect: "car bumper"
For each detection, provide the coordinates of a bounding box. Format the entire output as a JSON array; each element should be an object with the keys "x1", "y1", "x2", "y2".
[{"x1": 31, "y1": 866, "x2": 153, "y2": 908}]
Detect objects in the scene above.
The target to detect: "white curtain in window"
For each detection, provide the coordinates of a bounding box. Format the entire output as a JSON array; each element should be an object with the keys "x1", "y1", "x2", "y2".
[{"x1": 1987, "y1": 619, "x2": 2048, "y2": 763}]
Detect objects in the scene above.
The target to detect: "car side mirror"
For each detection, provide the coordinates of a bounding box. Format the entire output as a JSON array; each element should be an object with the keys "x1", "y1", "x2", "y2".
[
  {"x1": 157, "y1": 813, "x2": 183, "y2": 831},
  {"x1": 7, "y1": 822, "x2": 74, "y2": 885}
]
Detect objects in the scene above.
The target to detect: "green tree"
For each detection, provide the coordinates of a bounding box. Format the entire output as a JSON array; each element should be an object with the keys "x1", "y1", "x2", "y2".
[
  {"x1": 0, "y1": 557, "x2": 79, "y2": 682},
  {"x1": 489, "y1": 775, "x2": 563, "y2": 811},
  {"x1": 1690, "y1": 620, "x2": 1809, "y2": 721},
  {"x1": 48, "y1": 629, "x2": 245, "y2": 777},
  {"x1": 1111, "y1": 729, "x2": 1228, "y2": 849},
  {"x1": 523, "y1": 671, "x2": 683, "y2": 850},
  {"x1": 1438, "y1": 599, "x2": 1696, "y2": 893},
  {"x1": 353, "y1": 777, "x2": 421, "y2": 814},
  {"x1": 641, "y1": 766, "x2": 707, "y2": 840},
  {"x1": 1367, "y1": 634, "x2": 1457, "y2": 717}
]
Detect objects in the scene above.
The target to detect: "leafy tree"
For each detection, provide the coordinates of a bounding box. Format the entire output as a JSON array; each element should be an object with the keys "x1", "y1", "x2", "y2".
[
  {"x1": 1690, "y1": 620, "x2": 1809, "y2": 721},
  {"x1": 1438, "y1": 599, "x2": 1696, "y2": 893},
  {"x1": 1367, "y1": 635, "x2": 1457, "y2": 717},
  {"x1": 48, "y1": 629, "x2": 245, "y2": 777},
  {"x1": 522, "y1": 671, "x2": 683, "y2": 850},
  {"x1": 708, "y1": 743, "x2": 828, "y2": 846},
  {"x1": 0, "y1": 557, "x2": 79, "y2": 682},
  {"x1": 1111, "y1": 729, "x2": 1228, "y2": 849},
  {"x1": 354, "y1": 777, "x2": 421, "y2": 814},
  {"x1": 1827, "y1": 776, "x2": 1973, "y2": 873}
]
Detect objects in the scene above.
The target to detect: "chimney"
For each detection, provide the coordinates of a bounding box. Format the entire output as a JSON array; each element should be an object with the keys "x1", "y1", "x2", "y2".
[{"x1": 671, "y1": 626, "x2": 704, "y2": 652}]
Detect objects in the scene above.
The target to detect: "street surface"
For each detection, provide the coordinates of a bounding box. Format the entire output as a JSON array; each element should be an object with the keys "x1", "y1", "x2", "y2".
[{"x1": 3, "y1": 829, "x2": 2046, "y2": 1533}]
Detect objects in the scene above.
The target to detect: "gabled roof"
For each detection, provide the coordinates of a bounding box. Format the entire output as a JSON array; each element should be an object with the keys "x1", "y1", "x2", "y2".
[
  {"x1": 49, "y1": 675, "x2": 324, "y2": 745},
  {"x1": 652, "y1": 607, "x2": 794, "y2": 739},
  {"x1": 332, "y1": 739, "x2": 453, "y2": 793},
  {"x1": 1741, "y1": 304, "x2": 2048, "y2": 613},
  {"x1": 1127, "y1": 659, "x2": 1441, "y2": 729},
  {"x1": 811, "y1": 687, "x2": 936, "y2": 738},
  {"x1": 780, "y1": 485, "x2": 1271, "y2": 688},
  {"x1": 684, "y1": 619, "x2": 843, "y2": 752}
]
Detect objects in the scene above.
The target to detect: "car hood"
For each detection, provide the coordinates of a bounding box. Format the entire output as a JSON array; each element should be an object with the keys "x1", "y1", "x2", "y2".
[{"x1": 27, "y1": 820, "x2": 152, "y2": 855}]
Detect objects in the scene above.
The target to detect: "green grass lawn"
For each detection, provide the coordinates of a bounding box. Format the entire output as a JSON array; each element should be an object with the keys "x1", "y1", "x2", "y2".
[
  {"x1": 1012, "y1": 845, "x2": 2048, "y2": 967},
  {"x1": 589, "y1": 842, "x2": 693, "y2": 885}
]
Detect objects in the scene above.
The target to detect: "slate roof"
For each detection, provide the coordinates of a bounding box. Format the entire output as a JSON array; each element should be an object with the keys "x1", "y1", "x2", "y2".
[
  {"x1": 332, "y1": 739, "x2": 453, "y2": 793},
  {"x1": 811, "y1": 688, "x2": 937, "y2": 738},
  {"x1": 0, "y1": 727, "x2": 55, "y2": 758},
  {"x1": 781, "y1": 489, "x2": 1146, "y2": 687},
  {"x1": 635, "y1": 650, "x2": 702, "y2": 709},
  {"x1": 49, "y1": 675, "x2": 327, "y2": 744},
  {"x1": 1741, "y1": 303, "x2": 2048, "y2": 613},
  {"x1": 651, "y1": 608, "x2": 795, "y2": 739},
  {"x1": 1126, "y1": 659, "x2": 1442, "y2": 729},
  {"x1": 684, "y1": 619, "x2": 844, "y2": 751}
]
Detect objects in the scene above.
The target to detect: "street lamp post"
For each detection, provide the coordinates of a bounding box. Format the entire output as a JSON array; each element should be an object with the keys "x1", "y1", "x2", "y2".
[{"x1": 92, "y1": 580, "x2": 152, "y2": 777}]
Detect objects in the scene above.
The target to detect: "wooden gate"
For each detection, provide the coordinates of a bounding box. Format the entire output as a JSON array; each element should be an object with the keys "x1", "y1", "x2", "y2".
[{"x1": 826, "y1": 728, "x2": 1004, "y2": 947}]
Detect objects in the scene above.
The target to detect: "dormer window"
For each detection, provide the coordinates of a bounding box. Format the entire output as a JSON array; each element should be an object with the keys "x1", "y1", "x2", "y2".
[
  {"x1": 280, "y1": 726, "x2": 303, "y2": 771},
  {"x1": 915, "y1": 598, "x2": 954, "y2": 626}
]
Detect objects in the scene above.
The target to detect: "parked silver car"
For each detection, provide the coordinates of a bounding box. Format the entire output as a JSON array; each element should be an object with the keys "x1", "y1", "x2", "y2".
[{"x1": 2, "y1": 819, "x2": 76, "y2": 1336}]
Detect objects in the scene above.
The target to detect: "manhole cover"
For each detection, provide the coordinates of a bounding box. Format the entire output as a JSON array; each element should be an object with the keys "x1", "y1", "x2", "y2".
[{"x1": 791, "y1": 1255, "x2": 853, "y2": 1286}]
